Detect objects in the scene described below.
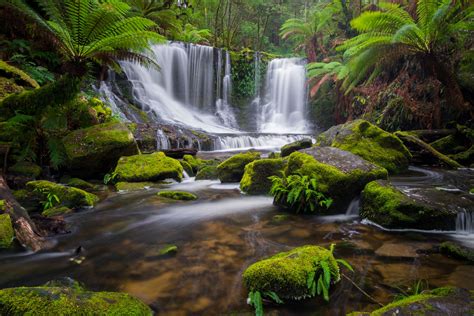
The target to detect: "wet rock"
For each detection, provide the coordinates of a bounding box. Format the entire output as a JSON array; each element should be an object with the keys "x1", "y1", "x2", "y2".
[
  {"x1": 157, "y1": 190, "x2": 198, "y2": 201},
  {"x1": 281, "y1": 138, "x2": 313, "y2": 157},
  {"x1": 62, "y1": 122, "x2": 139, "y2": 177},
  {"x1": 180, "y1": 160, "x2": 194, "y2": 177},
  {"x1": 114, "y1": 152, "x2": 183, "y2": 182},
  {"x1": 375, "y1": 242, "x2": 432, "y2": 258},
  {"x1": 440, "y1": 241, "x2": 474, "y2": 263},
  {"x1": 243, "y1": 245, "x2": 340, "y2": 300},
  {"x1": 115, "y1": 182, "x2": 155, "y2": 192},
  {"x1": 163, "y1": 148, "x2": 198, "y2": 159},
  {"x1": 317, "y1": 119, "x2": 411, "y2": 173},
  {"x1": 0, "y1": 279, "x2": 153, "y2": 315},
  {"x1": 0, "y1": 213, "x2": 14, "y2": 248},
  {"x1": 361, "y1": 180, "x2": 474, "y2": 230},
  {"x1": 195, "y1": 166, "x2": 218, "y2": 180},
  {"x1": 41, "y1": 206, "x2": 73, "y2": 218},
  {"x1": 64, "y1": 178, "x2": 96, "y2": 191},
  {"x1": 217, "y1": 152, "x2": 261, "y2": 183},
  {"x1": 240, "y1": 158, "x2": 286, "y2": 195}
]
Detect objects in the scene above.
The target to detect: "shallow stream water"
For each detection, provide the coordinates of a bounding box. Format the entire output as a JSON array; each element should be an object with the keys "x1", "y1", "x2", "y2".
[{"x1": 0, "y1": 167, "x2": 473, "y2": 315}]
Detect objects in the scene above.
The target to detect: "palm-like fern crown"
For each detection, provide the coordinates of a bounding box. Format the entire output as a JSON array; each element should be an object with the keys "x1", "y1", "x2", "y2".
[{"x1": 4, "y1": 0, "x2": 166, "y2": 71}]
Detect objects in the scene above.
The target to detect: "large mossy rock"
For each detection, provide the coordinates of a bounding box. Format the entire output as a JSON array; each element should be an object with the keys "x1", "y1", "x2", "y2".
[
  {"x1": 317, "y1": 120, "x2": 411, "y2": 173},
  {"x1": 350, "y1": 287, "x2": 473, "y2": 316},
  {"x1": 217, "y1": 152, "x2": 261, "y2": 183},
  {"x1": 281, "y1": 138, "x2": 313, "y2": 157},
  {"x1": 63, "y1": 122, "x2": 139, "y2": 177},
  {"x1": 240, "y1": 158, "x2": 286, "y2": 195},
  {"x1": 360, "y1": 180, "x2": 474, "y2": 230},
  {"x1": 195, "y1": 165, "x2": 218, "y2": 180},
  {"x1": 243, "y1": 245, "x2": 340, "y2": 300},
  {"x1": 0, "y1": 214, "x2": 14, "y2": 249},
  {"x1": 26, "y1": 180, "x2": 99, "y2": 210},
  {"x1": 0, "y1": 279, "x2": 153, "y2": 315},
  {"x1": 285, "y1": 147, "x2": 387, "y2": 210},
  {"x1": 114, "y1": 152, "x2": 183, "y2": 182}
]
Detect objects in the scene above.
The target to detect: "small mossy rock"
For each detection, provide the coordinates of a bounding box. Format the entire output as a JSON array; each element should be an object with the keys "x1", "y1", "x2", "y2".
[
  {"x1": 42, "y1": 206, "x2": 73, "y2": 218},
  {"x1": 0, "y1": 280, "x2": 153, "y2": 315},
  {"x1": 157, "y1": 190, "x2": 197, "y2": 201},
  {"x1": 8, "y1": 161, "x2": 42, "y2": 178},
  {"x1": 240, "y1": 158, "x2": 286, "y2": 195},
  {"x1": 180, "y1": 160, "x2": 194, "y2": 177},
  {"x1": 317, "y1": 119, "x2": 411, "y2": 173},
  {"x1": 361, "y1": 287, "x2": 473, "y2": 316},
  {"x1": 0, "y1": 200, "x2": 5, "y2": 212},
  {"x1": 281, "y1": 139, "x2": 313, "y2": 157},
  {"x1": 284, "y1": 147, "x2": 387, "y2": 211},
  {"x1": 450, "y1": 145, "x2": 474, "y2": 167},
  {"x1": 66, "y1": 178, "x2": 96, "y2": 191},
  {"x1": 243, "y1": 245, "x2": 340, "y2": 300},
  {"x1": 440, "y1": 241, "x2": 474, "y2": 263},
  {"x1": 62, "y1": 122, "x2": 139, "y2": 177},
  {"x1": 159, "y1": 244, "x2": 178, "y2": 255},
  {"x1": 360, "y1": 180, "x2": 474, "y2": 230},
  {"x1": 431, "y1": 134, "x2": 468, "y2": 155},
  {"x1": 195, "y1": 166, "x2": 218, "y2": 180},
  {"x1": 0, "y1": 214, "x2": 14, "y2": 249},
  {"x1": 217, "y1": 152, "x2": 261, "y2": 183},
  {"x1": 114, "y1": 152, "x2": 183, "y2": 182},
  {"x1": 26, "y1": 180, "x2": 99, "y2": 210},
  {"x1": 115, "y1": 182, "x2": 155, "y2": 192},
  {"x1": 183, "y1": 154, "x2": 200, "y2": 173}
]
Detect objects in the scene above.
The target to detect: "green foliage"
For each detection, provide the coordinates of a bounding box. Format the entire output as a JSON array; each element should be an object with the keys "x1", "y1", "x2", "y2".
[
  {"x1": 247, "y1": 290, "x2": 283, "y2": 316},
  {"x1": 176, "y1": 23, "x2": 212, "y2": 44},
  {"x1": 8, "y1": 54, "x2": 55, "y2": 85},
  {"x1": 34, "y1": 187, "x2": 61, "y2": 211},
  {"x1": 269, "y1": 173, "x2": 333, "y2": 213},
  {"x1": 104, "y1": 172, "x2": 119, "y2": 185},
  {"x1": 393, "y1": 280, "x2": 430, "y2": 302},
  {"x1": 0, "y1": 60, "x2": 39, "y2": 88}
]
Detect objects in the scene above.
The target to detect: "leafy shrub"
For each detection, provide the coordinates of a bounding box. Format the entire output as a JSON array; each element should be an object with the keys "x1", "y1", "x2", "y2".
[{"x1": 269, "y1": 173, "x2": 333, "y2": 213}]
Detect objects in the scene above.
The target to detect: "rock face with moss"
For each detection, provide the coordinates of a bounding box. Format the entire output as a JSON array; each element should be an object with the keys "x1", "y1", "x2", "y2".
[
  {"x1": 0, "y1": 214, "x2": 14, "y2": 248},
  {"x1": 157, "y1": 191, "x2": 197, "y2": 201},
  {"x1": 0, "y1": 279, "x2": 153, "y2": 315},
  {"x1": 8, "y1": 161, "x2": 42, "y2": 179},
  {"x1": 317, "y1": 120, "x2": 411, "y2": 173},
  {"x1": 351, "y1": 287, "x2": 473, "y2": 316},
  {"x1": 284, "y1": 147, "x2": 387, "y2": 211},
  {"x1": 63, "y1": 122, "x2": 139, "y2": 177},
  {"x1": 243, "y1": 245, "x2": 340, "y2": 300},
  {"x1": 195, "y1": 166, "x2": 218, "y2": 180},
  {"x1": 361, "y1": 180, "x2": 474, "y2": 230},
  {"x1": 114, "y1": 152, "x2": 183, "y2": 182},
  {"x1": 240, "y1": 158, "x2": 286, "y2": 195},
  {"x1": 280, "y1": 139, "x2": 313, "y2": 157},
  {"x1": 26, "y1": 180, "x2": 99, "y2": 210},
  {"x1": 217, "y1": 152, "x2": 261, "y2": 183}
]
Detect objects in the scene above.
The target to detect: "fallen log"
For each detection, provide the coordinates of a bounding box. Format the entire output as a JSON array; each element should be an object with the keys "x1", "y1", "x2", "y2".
[
  {"x1": 406, "y1": 129, "x2": 457, "y2": 143},
  {"x1": 163, "y1": 148, "x2": 198, "y2": 159}
]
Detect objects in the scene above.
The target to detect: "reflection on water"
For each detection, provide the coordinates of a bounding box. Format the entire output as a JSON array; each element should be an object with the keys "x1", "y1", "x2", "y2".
[{"x1": 0, "y1": 168, "x2": 473, "y2": 315}]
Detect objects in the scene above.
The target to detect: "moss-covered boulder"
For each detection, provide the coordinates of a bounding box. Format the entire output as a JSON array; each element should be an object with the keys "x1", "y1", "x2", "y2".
[
  {"x1": 440, "y1": 241, "x2": 474, "y2": 263},
  {"x1": 0, "y1": 279, "x2": 153, "y2": 315},
  {"x1": 62, "y1": 122, "x2": 139, "y2": 177},
  {"x1": 195, "y1": 165, "x2": 218, "y2": 180},
  {"x1": 317, "y1": 120, "x2": 411, "y2": 173},
  {"x1": 280, "y1": 139, "x2": 313, "y2": 157},
  {"x1": 157, "y1": 190, "x2": 197, "y2": 201},
  {"x1": 450, "y1": 145, "x2": 474, "y2": 167},
  {"x1": 180, "y1": 160, "x2": 194, "y2": 177},
  {"x1": 65, "y1": 178, "x2": 96, "y2": 191},
  {"x1": 240, "y1": 158, "x2": 286, "y2": 195},
  {"x1": 217, "y1": 152, "x2": 261, "y2": 183},
  {"x1": 243, "y1": 245, "x2": 340, "y2": 300},
  {"x1": 26, "y1": 180, "x2": 99, "y2": 210},
  {"x1": 183, "y1": 154, "x2": 200, "y2": 173},
  {"x1": 0, "y1": 214, "x2": 14, "y2": 249},
  {"x1": 42, "y1": 206, "x2": 73, "y2": 218},
  {"x1": 114, "y1": 152, "x2": 183, "y2": 182},
  {"x1": 284, "y1": 147, "x2": 387, "y2": 211},
  {"x1": 115, "y1": 182, "x2": 155, "y2": 192},
  {"x1": 8, "y1": 161, "x2": 42, "y2": 178},
  {"x1": 360, "y1": 180, "x2": 474, "y2": 230},
  {"x1": 351, "y1": 287, "x2": 473, "y2": 316}
]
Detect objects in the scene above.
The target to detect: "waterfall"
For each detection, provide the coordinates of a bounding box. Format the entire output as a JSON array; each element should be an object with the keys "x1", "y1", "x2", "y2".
[
  {"x1": 213, "y1": 134, "x2": 311, "y2": 151},
  {"x1": 258, "y1": 58, "x2": 310, "y2": 134},
  {"x1": 215, "y1": 51, "x2": 238, "y2": 128},
  {"x1": 456, "y1": 210, "x2": 474, "y2": 234},
  {"x1": 156, "y1": 129, "x2": 171, "y2": 150}
]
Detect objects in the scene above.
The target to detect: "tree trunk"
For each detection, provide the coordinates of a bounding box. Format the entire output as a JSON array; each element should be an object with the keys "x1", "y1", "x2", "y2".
[{"x1": 0, "y1": 175, "x2": 51, "y2": 251}]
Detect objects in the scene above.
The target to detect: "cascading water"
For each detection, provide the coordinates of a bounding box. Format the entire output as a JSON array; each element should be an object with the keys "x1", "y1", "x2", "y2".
[
  {"x1": 215, "y1": 51, "x2": 238, "y2": 128},
  {"x1": 258, "y1": 58, "x2": 310, "y2": 134},
  {"x1": 456, "y1": 210, "x2": 474, "y2": 234}
]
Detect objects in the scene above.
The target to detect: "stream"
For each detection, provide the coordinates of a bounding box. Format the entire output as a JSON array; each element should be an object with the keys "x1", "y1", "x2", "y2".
[{"x1": 0, "y1": 166, "x2": 473, "y2": 315}]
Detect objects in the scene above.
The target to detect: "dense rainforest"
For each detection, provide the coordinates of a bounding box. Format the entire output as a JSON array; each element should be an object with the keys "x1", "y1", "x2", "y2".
[{"x1": 0, "y1": 0, "x2": 473, "y2": 315}]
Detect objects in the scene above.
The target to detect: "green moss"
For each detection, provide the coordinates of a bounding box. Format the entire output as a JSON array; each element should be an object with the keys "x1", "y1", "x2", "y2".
[
  {"x1": 26, "y1": 180, "x2": 99, "y2": 209},
  {"x1": 440, "y1": 241, "x2": 474, "y2": 262},
  {"x1": 0, "y1": 60, "x2": 39, "y2": 88},
  {"x1": 280, "y1": 139, "x2": 313, "y2": 157},
  {"x1": 157, "y1": 190, "x2": 197, "y2": 201},
  {"x1": 159, "y1": 244, "x2": 178, "y2": 255},
  {"x1": 272, "y1": 214, "x2": 290, "y2": 223},
  {"x1": 8, "y1": 161, "x2": 42, "y2": 178},
  {"x1": 0, "y1": 214, "x2": 14, "y2": 249},
  {"x1": 470, "y1": 188, "x2": 474, "y2": 195},
  {"x1": 180, "y1": 160, "x2": 194, "y2": 177},
  {"x1": 66, "y1": 178, "x2": 96, "y2": 191},
  {"x1": 217, "y1": 152, "x2": 261, "y2": 183},
  {"x1": 0, "y1": 281, "x2": 153, "y2": 315},
  {"x1": 240, "y1": 158, "x2": 285, "y2": 195},
  {"x1": 0, "y1": 200, "x2": 5, "y2": 212},
  {"x1": 318, "y1": 120, "x2": 411, "y2": 174},
  {"x1": 0, "y1": 77, "x2": 23, "y2": 101},
  {"x1": 195, "y1": 165, "x2": 218, "y2": 180},
  {"x1": 114, "y1": 152, "x2": 183, "y2": 182},
  {"x1": 450, "y1": 145, "x2": 474, "y2": 166},
  {"x1": 268, "y1": 152, "x2": 281, "y2": 159},
  {"x1": 115, "y1": 182, "x2": 154, "y2": 192},
  {"x1": 243, "y1": 245, "x2": 340, "y2": 300},
  {"x1": 42, "y1": 206, "x2": 73, "y2": 218},
  {"x1": 183, "y1": 154, "x2": 200, "y2": 172},
  {"x1": 431, "y1": 135, "x2": 467, "y2": 155}
]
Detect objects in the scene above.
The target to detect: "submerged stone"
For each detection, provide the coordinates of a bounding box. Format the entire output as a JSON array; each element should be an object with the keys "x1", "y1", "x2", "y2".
[
  {"x1": 317, "y1": 119, "x2": 411, "y2": 173},
  {"x1": 360, "y1": 180, "x2": 474, "y2": 230},
  {"x1": 0, "y1": 279, "x2": 153, "y2": 315},
  {"x1": 440, "y1": 241, "x2": 474, "y2": 263},
  {"x1": 0, "y1": 214, "x2": 14, "y2": 249},
  {"x1": 280, "y1": 138, "x2": 313, "y2": 157},
  {"x1": 157, "y1": 190, "x2": 198, "y2": 201},
  {"x1": 114, "y1": 152, "x2": 183, "y2": 182},
  {"x1": 115, "y1": 182, "x2": 155, "y2": 192},
  {"x1": 217, "y1": 152, "x2": 261, "y2": 183},
  {"x1": 243, "y1": 245, "x2": 340, "y2": 300},
  {"x1": 159, "y1": 244, "x2": 178, "y2": 255},
  {"x1": 195, "y1": 165, "x2": 218, "y2": 180},
  {"x1": 240, "y1": 158, "x2": 286, "y2": 195}
]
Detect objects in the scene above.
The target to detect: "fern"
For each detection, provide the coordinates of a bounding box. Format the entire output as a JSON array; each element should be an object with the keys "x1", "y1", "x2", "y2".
[{"x1": 247, "y1": 289, "x2": 283, "y2": 316}]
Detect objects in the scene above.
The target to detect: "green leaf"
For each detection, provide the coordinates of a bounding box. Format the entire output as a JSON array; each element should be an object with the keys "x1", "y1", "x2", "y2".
[{"x1": 336, "y1": 259, "x2": 354, "y2": 272}]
